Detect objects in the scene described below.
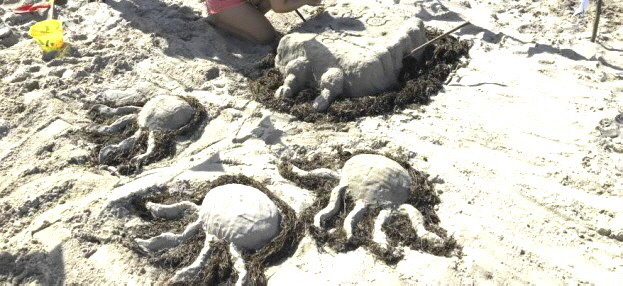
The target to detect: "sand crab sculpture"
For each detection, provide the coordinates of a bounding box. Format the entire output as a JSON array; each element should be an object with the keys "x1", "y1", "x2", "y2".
[
  {"x1": 135, "y1": 184, "x2": 281, "y2": 285},
  {"x1": 274, "y1": 3, "x2": 427, "y2": 111},
  {"x1": 88, "y1": 94, "x2": 201, "y2": 167},
  {"x1": 292, "y1": 154, "x2": 442, "y2": 249}
]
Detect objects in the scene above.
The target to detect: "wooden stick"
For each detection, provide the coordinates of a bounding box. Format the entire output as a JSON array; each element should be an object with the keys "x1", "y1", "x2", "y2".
[
  {"x1": 295, "y1": 9, "x2": 306, "y2": 22},
  {"x1": 404, "y1": 21, "x2": 470, "y2": 59},
  {"x1": 591, "y1": 0, "x2": 603, "y2": 43},
  {"x1": 48, "y1": 0, "x2": 55, "y2": 20}
]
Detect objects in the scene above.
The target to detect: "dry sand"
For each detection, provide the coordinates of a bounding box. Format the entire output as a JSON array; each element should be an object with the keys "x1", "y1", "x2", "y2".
[{"x1": 1, "y1": 0, "x2": 622, "y2": 284}]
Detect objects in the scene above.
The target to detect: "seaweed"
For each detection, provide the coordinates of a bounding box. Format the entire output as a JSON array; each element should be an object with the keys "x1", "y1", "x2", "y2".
[
  {"x1": 279, "y1": 148, "x2": 462, "y2": 264},
  {"x1": 82, "y1": 95, "x2": 208, "y2": 175},
  {"x1": 249, "y1": 28, "x2": 472, "y2": 123},
  {"x1": 121, "y1": 175, "x2": 303, "y2": 285}
]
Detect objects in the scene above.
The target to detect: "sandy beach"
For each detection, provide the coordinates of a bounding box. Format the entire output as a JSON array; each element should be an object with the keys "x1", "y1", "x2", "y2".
[{"x1": 1, "y1": 0, "x2": 622, "y2": 284}]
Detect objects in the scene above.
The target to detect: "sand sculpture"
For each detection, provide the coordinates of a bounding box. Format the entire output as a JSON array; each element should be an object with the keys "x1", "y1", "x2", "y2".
[
  {"x1": 135, "y1": 184, "x2": 281, "y2": 285},
  {"x1": 292, "y1": 154, "x2": 442, "y2": 249},
  {"x1": 88, "y1": 94, "x2": 200, "y2": 166},
  {"x1": 274, "y1": 3, "x2": 427, "y2": 112}
]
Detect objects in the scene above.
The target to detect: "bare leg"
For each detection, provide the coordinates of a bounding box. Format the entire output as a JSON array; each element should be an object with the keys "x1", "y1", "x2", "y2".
[
  {"x1": 210, "y1": 3, "x2": 276, "y2": 44},
  {"x1": 314, "y1": 67, "x2": 344, "y2": 112},
  {"x1": 344, "y1": 200, "x2": 367, "y2": 241},
  {"x1": 249, "y1": 0, "x2": 272, "y2": 14},
  {"x1": 135, "y1": 220, "x2": 202, "y2": 253},
  {"x1": 313, "y1": 185, "x2": 346, "y2": 228},
  {"x1": 146, "y1": 201, "x2": 199, "y2": 220},
  {"x1": 169, "y1": 234, "x2": 218, "y2": 283},
  {"x1": 398, "y1": 204, "x2": 443, "y2": 245},
  {"x1": 229, "y1": 245, "x2": 247, "y2": 286}
]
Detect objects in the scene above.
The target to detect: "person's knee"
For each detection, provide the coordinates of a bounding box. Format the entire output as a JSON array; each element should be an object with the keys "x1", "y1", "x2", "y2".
[
  {"x1": 209, "y1": 5, "x2": 276, "y2": 45},
  {"x1": 253, "y1": 27, "x2": 275, "y2": 44}
]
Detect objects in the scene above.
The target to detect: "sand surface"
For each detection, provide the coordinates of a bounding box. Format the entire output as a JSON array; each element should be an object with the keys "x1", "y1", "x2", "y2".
[{"x1": 1, "y1": 0, "x2": 622, "y2": 284}]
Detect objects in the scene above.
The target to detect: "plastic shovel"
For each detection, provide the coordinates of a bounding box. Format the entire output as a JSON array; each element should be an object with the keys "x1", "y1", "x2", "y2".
[{"x1": 14, "y1": 4, "x2": 51, "y2": 14}]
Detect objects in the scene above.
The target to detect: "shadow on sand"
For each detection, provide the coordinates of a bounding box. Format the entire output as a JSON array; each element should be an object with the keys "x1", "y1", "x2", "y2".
[
  {"x1": 105, "y1": 0, "x2": 274, "y2": 76},
  {"x1": 0, "y1": 244, "x2": 65, "y2": 285},
  {"x1": 425, "y1": 1, "x2": 623, "y2": 71}
]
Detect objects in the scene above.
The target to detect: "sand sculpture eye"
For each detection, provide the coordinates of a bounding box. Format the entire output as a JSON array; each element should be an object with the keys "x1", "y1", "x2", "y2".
[{"x1": 365, "y1": 16, "x2": 386, "y2": 27}]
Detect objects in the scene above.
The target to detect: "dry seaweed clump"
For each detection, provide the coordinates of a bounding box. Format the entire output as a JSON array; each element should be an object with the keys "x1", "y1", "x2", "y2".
[
  {"x1": 279, "y1": 148, "x2": 461, "y2": 264},
  {"x1": 249, "y1": 29, "x2": 471, "y2": 123},
  {"x1": 121, "y1": 175, "x2": 303, "y2": 285},
  {"x1": 83, "y1": 95, "x2": 207, "y2": 175}
]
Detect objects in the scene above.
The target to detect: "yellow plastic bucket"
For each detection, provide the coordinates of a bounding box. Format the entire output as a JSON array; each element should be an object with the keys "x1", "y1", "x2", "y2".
[{"x1": 29, "y1": 20, "x2": 64, "y2": 52}]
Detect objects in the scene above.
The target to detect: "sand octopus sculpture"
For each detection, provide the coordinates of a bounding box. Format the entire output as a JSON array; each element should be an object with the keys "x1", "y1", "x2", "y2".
[
  {"x1": 88, "y1": 94, "x2": 200, "y2": 167},
  {"x1": 274, "y1": 3, "x2": 427, "y2": 112},
  {"x1": 292, "y1": 154, "x2": 442, "y2": 249},
  {"x1": 135, "y1": 184, "x2": 281, "y2": 285}
]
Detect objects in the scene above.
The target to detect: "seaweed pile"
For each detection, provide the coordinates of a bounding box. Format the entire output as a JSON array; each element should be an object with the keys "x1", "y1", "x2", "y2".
[{"x1": 250, "y1": 28, "x2": 472, "y2": 122}]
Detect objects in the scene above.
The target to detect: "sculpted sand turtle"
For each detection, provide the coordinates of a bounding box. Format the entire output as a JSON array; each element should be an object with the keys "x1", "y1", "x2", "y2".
[
  {"x1": 292, "y1": 154, "x2": 442, "y2": 249},
  {"x1": 135, "y1": 184, "x2": 281, "y2": 285},
  {"x1": 274, "y1": 3, "x2": 427, "y2": 111}
]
